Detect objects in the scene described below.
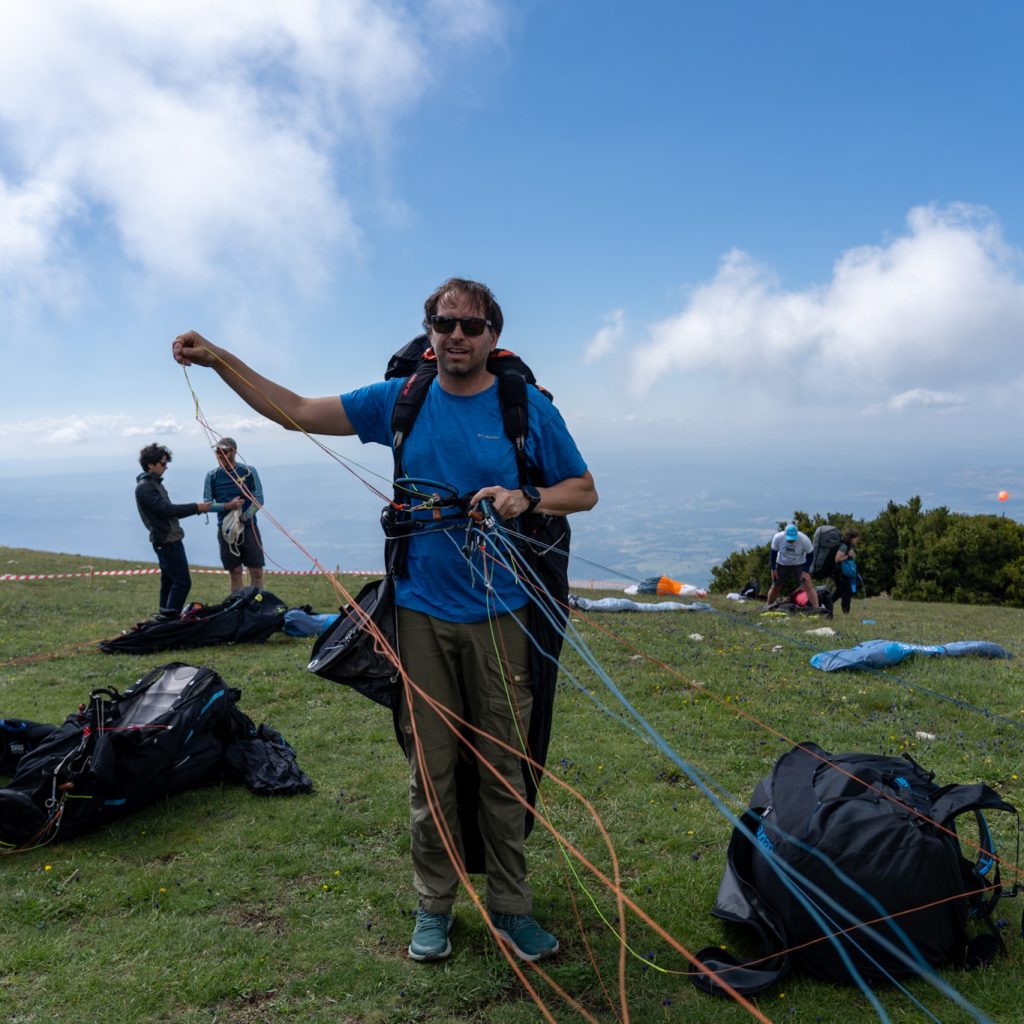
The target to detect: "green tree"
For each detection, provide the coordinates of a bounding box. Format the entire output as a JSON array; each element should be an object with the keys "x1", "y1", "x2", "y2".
[{"x1": 709, "y1": 499, "x2": 1024, "y2": 607}]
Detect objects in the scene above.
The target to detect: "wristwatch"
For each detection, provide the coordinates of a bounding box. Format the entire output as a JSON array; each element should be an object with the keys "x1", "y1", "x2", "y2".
[{"x1": 521, "y1": 484, "x2": 541, "y2": 514}]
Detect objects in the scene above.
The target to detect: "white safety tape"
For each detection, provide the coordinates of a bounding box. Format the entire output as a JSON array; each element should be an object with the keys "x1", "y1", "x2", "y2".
[
  {"x1": 0, "y1": 568, "x2": 382, "y2": 582},
  {"x1": 1, "y1": 568, "x2": 621, "y2": 588}
]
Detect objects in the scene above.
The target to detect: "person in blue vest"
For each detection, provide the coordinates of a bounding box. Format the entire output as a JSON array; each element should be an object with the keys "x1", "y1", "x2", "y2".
[
  {"x1": 203, "y1": 437, "x2": 266, "y2": 593},
  {"x1": 172, "y1": 278, "x2": 598, "y2": 965}
]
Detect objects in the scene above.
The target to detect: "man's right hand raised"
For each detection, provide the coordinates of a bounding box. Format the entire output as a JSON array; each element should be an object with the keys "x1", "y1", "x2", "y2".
[
  {"x1": 169, "y1": 330, "x2": 356, "y2": 437},
  {"x1": 173, "y1": 331, "x2": 218, "y2": 367}
]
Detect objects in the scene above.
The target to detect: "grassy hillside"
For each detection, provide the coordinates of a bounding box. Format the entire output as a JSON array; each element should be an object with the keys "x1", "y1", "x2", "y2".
[{"x1": 1, "y1": 545, "x2": 1022, "y2": 1023}]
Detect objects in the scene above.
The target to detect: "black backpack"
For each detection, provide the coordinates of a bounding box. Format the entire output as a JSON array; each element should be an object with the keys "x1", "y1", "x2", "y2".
[
  {"x1": 811, "y1": 524, "x2": 842, "y2": 580},
  {"x1": 0, "y1": 663, "x2": 312, "y2": 849},
  {"x1": 693, "y1": 742, "x2": 1017, "y2": 995},
  {"x1": 98, "y1": 586, "x2": 287, "y2": 654}
]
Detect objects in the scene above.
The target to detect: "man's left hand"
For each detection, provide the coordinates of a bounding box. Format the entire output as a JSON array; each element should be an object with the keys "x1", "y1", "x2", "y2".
[{"x1": 469, "y1": 485, "x2": 531, "y2": 521}]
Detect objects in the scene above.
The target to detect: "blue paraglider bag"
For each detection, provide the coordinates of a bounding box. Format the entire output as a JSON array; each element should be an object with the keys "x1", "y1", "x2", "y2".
[{"x1": 841, "y1": 558, "x2": 858, "y2": 579}]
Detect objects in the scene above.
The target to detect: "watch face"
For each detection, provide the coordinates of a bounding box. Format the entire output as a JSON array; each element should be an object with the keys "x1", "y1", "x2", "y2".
[{"x1": 523, "y1": 485, "x2": 540, "y2": 503}]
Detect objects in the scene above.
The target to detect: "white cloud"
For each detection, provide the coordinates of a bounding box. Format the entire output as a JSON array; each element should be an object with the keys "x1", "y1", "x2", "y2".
[
  {"x1": 122, "y1": 416, "x2": 186, "y2": 438},
  {"x1": 887, "y1": 388, "x2": 965, "y2": 411},
  {"x1": 626, "y1": 205, "x2": 1024, "y2": 409},
  {"x1": 0, "y1": 1, "x2": 502, "y2": 301},
  {"x1": 584, "y1": 308, "x2": 626, "y2": 363},
  {"x1": 0, "y1": 411, "x2": 281, "y2": 447}
]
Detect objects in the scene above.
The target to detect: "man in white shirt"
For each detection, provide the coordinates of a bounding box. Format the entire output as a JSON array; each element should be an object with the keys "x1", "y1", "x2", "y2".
[{"x1": 766, "y1": 523, "x2": 819, "y2": 609}]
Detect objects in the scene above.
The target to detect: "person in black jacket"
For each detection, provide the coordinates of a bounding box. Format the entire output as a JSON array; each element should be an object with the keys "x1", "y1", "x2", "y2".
[
  {"x1": 134, "y1": 443, "x2": 238, "y2": 620},
  {"x1": 832, "y1": 529, "x2": 861, "y2": 614}
]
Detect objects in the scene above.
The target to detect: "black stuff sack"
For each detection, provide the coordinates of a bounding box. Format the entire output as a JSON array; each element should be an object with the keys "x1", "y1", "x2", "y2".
[
  {"x1": 692, "y1": 742, "x2": 1017, "y2": 996},
  {"x1": 307, "y1": 575, "x2": 399, "y2": 709}
]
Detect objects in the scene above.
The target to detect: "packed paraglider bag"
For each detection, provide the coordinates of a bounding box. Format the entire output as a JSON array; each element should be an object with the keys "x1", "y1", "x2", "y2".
[
  {"x1": 0, "y1": 663, "x2": 312, "y2": 851},
  {"x1": 98, "y1": 586, "x2": 287, "y2": 654},
  {"x1": 691, "y1": 742, "x2": 1018, "y2": 996}
]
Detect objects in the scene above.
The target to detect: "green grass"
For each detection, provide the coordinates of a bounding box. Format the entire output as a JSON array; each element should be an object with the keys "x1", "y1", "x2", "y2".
[{"x1": 1, "y1": 544, "x2": 1023, "y2": 1023}]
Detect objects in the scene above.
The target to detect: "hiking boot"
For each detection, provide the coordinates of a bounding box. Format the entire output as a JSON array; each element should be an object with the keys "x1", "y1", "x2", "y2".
[
  {"x1": 489, "y1": 911, "x2": 559, "y2": 962},
  {"x1": 408, "y1": 910, "x2": 454, "y2": 962},
  {"x1": 567, "y1": 593, "x2": 581, "y2": 610}
]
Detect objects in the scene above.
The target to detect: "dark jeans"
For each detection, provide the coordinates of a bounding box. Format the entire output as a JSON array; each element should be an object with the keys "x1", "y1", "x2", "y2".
[{"x1": 154, "y1": 539, "x2": 192, "y2": 614}]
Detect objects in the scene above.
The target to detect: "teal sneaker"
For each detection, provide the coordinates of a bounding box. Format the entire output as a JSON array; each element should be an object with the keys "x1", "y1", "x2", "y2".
[
  {"x1": 489, "y1": 912, "x2": 559, "y2": 962},
  {"x1": 408, "y1": 910, "x2": 454, "y2": 962}
]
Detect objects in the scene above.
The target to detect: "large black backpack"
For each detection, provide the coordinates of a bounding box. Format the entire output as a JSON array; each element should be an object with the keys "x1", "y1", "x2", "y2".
[
  {"x1": 811, "y1": 525, "x2": 843, "y2": 580},
  {"x1": 99, "y1": 586, "x2": 287, "y2": 654},
  {"x1": 693, "y1": 742, "x2": 1017, "y2": 995},
  {"x1": 0, "y1": 663, "x2": 311, "y2": 849}
]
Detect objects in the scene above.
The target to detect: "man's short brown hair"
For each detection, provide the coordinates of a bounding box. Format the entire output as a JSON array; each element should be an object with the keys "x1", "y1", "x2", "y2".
[{"x1": 422, "y1": 278, "x2": 503, "y2": 336}]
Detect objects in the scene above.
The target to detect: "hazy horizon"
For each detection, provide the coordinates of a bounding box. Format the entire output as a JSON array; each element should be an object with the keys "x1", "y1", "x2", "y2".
[{"x1": 3, "y1": 448, "x2": 1018, "y2": 589}]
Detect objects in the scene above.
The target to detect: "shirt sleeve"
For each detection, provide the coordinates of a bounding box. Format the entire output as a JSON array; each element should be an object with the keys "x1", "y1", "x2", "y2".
[
  {"x1": 203, "y1": 469, "x2": 215, "y2": 503},
  {"x1": 137, "y1": 481, "x2": 199, "y2": 520},
  {"x1": 340, "y1": 380, "x2": 399, "y2": 447},
  {"x1": 524, "y1": 390, "x2": 588, "y2": 485},
  {"x1": 245, "y1": 466, "x2": 264, "y2": 519}
]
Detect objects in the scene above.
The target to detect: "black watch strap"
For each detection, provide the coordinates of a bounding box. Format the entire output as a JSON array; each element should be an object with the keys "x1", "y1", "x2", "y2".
[{"x1": 521, "y1": 484, "x2": 541, "y2": 513}]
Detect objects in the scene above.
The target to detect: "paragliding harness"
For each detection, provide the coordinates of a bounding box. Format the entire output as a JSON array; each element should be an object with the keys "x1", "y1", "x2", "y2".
[
  {"x1": 692, "y1": 742, "x2": 1019, "y2": 996},
  {"x1": 810, "y1": 524, "x2": 842, "y2": 581},
  {"x1": 309, "y1": 335, "x2": 570, "y2": 864},
  {"x1": 98, "y1": 586, "x2": 286, "y2": 655},
  {"x1": 0, "y1": 663, "x2": 312, "y2": 852}
]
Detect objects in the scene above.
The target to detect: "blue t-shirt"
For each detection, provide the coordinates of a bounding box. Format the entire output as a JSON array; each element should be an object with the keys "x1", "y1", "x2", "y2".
[{"x1": 341, "y1": 377, "x2": 587, "y2": 623}]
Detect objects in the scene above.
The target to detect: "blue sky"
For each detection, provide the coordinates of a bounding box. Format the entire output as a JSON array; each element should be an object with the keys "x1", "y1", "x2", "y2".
[{"x1": 2, "y1": 1, "x2": 1023, "y2": 511}]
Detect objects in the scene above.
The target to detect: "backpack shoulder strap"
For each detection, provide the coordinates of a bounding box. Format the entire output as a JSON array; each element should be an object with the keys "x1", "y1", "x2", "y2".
[
  {"x1": 390, "y1": 363, "x2": 438, "y2": 473},
  {"x1": 497, "y1": 370, "x2": 531, "y2": 487},
  {"x1": 932, "y1": 783, "x2": 1018, "y2": 962}
]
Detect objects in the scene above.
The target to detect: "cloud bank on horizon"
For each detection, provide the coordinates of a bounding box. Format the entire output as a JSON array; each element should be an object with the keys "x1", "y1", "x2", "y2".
[{"x1": 588, "y1": 204, "x2": 1024, "y2": 422}]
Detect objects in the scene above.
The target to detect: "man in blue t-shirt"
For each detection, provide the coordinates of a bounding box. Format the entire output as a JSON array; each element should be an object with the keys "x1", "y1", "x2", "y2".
[
  {"x1": 203, "y1": 437, "x2": 266, "y2": 593},
  {"x1": 172, "y1": 278, "x2": 598, "y2": 965}
]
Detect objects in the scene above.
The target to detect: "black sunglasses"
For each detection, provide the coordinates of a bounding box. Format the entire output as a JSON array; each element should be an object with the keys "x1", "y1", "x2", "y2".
[{"x1": 427, "y1": 315, "x2": 492, "y2": 337}]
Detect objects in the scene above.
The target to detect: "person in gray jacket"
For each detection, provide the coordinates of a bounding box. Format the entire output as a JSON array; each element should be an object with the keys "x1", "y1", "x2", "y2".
[{"x1": 134, "y1": 443, "x2": 238, "y2": 620}]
